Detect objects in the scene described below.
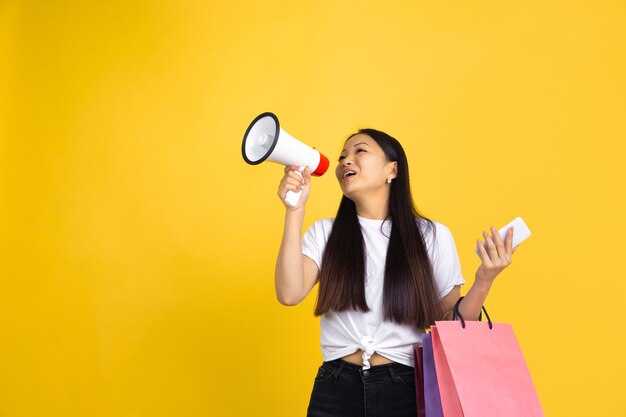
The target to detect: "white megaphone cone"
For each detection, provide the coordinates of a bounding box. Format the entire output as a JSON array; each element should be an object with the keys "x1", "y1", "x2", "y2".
[{"x1": 242, "y1": 112, "x2": 329, "y2": 207}]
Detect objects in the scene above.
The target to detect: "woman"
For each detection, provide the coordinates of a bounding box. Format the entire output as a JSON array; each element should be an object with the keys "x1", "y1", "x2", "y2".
[{"x1": 275, "y1": 128, "x2": 515, "y2": 417}]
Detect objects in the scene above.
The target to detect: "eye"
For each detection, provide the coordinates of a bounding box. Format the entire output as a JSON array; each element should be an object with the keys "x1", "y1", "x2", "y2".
[{"x1": 338, "y1": 149, "x2": 366, "y2": 162}]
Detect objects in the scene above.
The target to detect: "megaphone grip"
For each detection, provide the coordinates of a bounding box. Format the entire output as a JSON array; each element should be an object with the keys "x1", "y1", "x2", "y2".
[{"x1": 284, "y1": 169, "x2": 303, "y2": 208}]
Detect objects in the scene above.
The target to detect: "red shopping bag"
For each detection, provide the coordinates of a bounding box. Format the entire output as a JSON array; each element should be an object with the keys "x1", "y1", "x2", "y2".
[{"x1": 430, "y1": 297, "x2": 545, "y2": 417}]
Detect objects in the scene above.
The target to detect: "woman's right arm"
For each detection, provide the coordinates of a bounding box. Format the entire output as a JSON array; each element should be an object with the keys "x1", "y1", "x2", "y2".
[{"x1": 274, "y1": 165, "x2": 320, "y2": 306}]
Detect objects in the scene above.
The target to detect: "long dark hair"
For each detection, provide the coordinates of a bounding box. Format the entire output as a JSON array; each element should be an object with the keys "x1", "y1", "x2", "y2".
[{"x1": 314, "y1": 128, "x2": 441, "y2": 329}]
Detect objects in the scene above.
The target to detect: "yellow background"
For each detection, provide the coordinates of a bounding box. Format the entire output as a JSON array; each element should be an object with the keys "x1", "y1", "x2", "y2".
[{"x1": 1, "y1": 1, "x2": 625, "y2": 416}]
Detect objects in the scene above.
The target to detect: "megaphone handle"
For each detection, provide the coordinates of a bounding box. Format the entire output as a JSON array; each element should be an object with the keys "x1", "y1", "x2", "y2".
[{"x1": 284, "y1": 168, "x2": 304, "y2": 208}]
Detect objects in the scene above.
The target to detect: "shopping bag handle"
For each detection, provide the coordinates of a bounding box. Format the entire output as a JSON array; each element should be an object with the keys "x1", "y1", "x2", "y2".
[{"x1": 451, "y1": 296, "x2": 493, "y2": 329}]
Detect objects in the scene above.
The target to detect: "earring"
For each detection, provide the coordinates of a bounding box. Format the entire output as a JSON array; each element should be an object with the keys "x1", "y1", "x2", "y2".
[{"x1": 387, "y1": 178, "x2": 392, "y2": 184}]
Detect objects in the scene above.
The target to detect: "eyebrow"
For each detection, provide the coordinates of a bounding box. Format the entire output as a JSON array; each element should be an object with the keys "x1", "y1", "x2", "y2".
[{"x1": 340, "y1": 142, "x2": 370, "y2": 153}]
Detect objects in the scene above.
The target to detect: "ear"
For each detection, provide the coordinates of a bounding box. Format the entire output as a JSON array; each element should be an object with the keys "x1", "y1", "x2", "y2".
[{"x1": 388, "y1": 161, "x2": 398, "y2": 179}]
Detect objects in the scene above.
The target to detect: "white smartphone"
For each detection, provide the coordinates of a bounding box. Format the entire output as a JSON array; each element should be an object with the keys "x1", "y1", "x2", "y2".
[{"x1": 474, "y1": 216, "x2": 531, "y2": 258}]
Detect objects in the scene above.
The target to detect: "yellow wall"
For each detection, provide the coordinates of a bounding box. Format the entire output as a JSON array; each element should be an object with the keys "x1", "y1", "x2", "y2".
[{"x1": 1, "y1": 1, "x2": 624, "y2": 416}]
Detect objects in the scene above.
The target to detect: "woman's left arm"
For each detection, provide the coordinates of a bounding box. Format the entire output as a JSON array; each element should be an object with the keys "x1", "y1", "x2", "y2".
[{"x1": 440, "y1": 225, "x2": 517, "y2": 321}]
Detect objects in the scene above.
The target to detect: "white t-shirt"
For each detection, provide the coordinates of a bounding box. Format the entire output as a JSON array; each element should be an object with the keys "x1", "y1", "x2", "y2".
[{"x1": 301, "y1": 215, "x2": 465, "y2": 369}]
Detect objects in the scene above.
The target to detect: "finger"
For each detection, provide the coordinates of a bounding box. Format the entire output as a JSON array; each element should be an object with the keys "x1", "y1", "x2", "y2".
[
  {"x1": 483, "y1": 231, "x2": 498, "y2": 261},
  {"x1": 490, "y1": 226, "x2": 506, "y2": 259},
  {"x1": 288, "y1": 170, "x2": 305, "y2": 184},
  {"x1": 285, "y1": 177, "x2": 304, "y2": 190},
  {"x1": 505, "y1": 227, "x2": 514, "y2": 257},
  {"x1": 477, "y1": 239, "x2": 491, "y2": 265},
  {"x1": 303, "y1": 165, "x2": 311, "y2": 183},
  {"x1": 278, "y1": 184, "x2": 296, "y2": 200},
  {"x1": 279, "y1": 177, "x2": 302, "y2": 190},
  {"x1": 284, "y1": 164, "x2": 300, "y2": 173},
  {"x1": 282, "y1": 182, "x2": 302, "y2": 196}
]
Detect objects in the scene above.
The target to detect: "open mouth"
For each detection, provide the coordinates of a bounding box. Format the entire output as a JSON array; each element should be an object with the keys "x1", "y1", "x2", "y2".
[{"x1": 342, "y1": 171, "x2": 357, "y2": 180}]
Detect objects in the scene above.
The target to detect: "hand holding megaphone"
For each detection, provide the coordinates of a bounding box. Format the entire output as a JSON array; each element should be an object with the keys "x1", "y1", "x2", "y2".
[
  {"x1": 242, "y1": 112, "x2": 329, "y2": 208},
  {"x1": 277, "y1": 164, "x2": 311, "y2": 210}
]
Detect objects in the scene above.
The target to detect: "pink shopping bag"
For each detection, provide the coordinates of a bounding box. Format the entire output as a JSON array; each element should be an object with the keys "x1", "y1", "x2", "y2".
[{"x1": 430, "y1": 297, "x2": 545, "y2": 417}]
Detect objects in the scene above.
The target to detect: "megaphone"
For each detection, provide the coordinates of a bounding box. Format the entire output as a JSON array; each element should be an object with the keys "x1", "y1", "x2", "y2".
[{"x1": 242, "y1": 112, "x2": 329, "y2": 207}]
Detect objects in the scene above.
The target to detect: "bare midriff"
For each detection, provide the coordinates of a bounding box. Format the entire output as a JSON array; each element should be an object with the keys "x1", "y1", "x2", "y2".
[{"x1": 341, "y1": 350, "x2": 394, "y2": 366}]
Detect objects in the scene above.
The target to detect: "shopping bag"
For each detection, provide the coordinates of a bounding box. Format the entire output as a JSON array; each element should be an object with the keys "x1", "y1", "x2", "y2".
[
  {"x1": 421, "y1": 332, "x2": 444, "y2": 417},
  {"x1": 430, "y1": 297, "x2": 545, "y2": 417},
  {"x1": 414, "y1": 334, "x2": 445, "y2": 417},
  {"x1": 413, "y1": 345, "x2": 425, "y2": 417}
]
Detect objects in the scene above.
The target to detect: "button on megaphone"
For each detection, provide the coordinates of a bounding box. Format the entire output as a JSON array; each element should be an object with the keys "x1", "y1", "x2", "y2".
[{"x1": 242, "y1": 112, "x2": 329, "y2": 207}]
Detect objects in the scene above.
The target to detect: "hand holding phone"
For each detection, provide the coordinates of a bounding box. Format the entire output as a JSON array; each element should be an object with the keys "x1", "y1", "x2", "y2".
[{"x1": 475, "y1": 217, "x2": 531, "y2": 258}]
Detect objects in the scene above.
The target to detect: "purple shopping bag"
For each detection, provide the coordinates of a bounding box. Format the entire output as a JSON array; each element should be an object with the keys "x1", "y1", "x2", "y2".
[{"x1": 422, "y1": 333, "x2": 444, "y2": 417}]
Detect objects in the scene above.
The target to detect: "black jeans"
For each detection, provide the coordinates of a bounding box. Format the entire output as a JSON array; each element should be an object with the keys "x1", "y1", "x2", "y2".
[{"x1": 306, "y1": 358, "x2": 417, "y2": 417}]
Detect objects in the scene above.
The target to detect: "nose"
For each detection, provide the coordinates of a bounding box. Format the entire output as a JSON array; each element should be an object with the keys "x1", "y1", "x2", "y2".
[
  {"x1": 337, "y1": 161, "x2": 351, "y2": 175},
  {"x1": 337, "y1": 160, "x2": 351, "y2": 178}
]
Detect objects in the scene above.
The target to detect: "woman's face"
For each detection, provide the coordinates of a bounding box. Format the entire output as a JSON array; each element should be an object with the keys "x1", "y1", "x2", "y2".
[{"x1": 335, "y1": 133, "x2": 397, "y2": 198}]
